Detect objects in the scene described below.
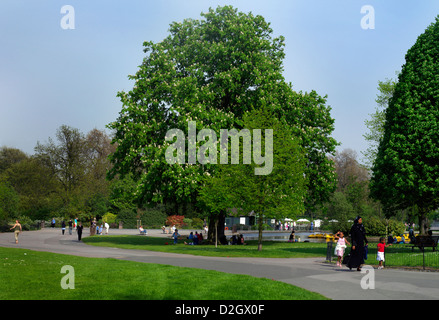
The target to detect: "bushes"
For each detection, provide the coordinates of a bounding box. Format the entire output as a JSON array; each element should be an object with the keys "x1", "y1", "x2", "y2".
[
  {"x1": 102, "y1": 212, "x2": 117, "y2": 224},
  {"x1": 363, "y1": 216, "x2": 387, "y2": 236},
  {"x1": 166, "y1": 215, "x2": 185, "y2": 228},
  {"x1": 363, "y1": 217, "x2": 405, "y2": 236},
  {"x1": 140, "y1": 208, "x2": 167, "y2": 228},
  {"x1": 165, "y1": 215, "x2": 204, "y2": 229},
  {"x1": 327, "y1": 216, "x2": 406, "y2": 237}
]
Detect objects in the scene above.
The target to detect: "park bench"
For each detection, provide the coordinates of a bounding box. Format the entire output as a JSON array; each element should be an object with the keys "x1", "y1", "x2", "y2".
[{"x1": 411, "y1": 235, "x2": 438, "y2": 252}]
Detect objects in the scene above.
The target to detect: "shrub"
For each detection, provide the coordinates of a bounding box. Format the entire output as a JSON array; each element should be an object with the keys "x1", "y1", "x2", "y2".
[
  {"x1": 387, "y1": 219, "x2": 406, "y2": 236},
  {"x1": 363, "y1": 216, "x2": 405, "y2": 236},
  {"x1": 326, "y1": 216, "x2": 406, "y2": 237},
  {"x1": 140, "y1": 208, "x2": 167, "y2": 228},
  {"x1": 363, "y1": 216, "x2": 387, "y2": 236},
  {"x1": 102, "y1": 212, "x2": 117, "y2": 224},
  {"x1": 191, "y1": 217, "x2": 204, "y2": 229},
  {"x1": 166, "y1": 215, "x2": 185, "y2": 228},
  {"x1": 117, "y1": 208, "x2": 138, "y2": 229}
]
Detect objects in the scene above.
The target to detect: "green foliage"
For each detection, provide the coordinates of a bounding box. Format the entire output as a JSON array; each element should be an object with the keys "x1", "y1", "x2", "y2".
[
  {"x1": 363, "y1": 216, "x2": 387, "y2": 236},
  {"x1": 107, "y1": 5, "x2": 337, "y2": 220},
  {"x1": 327, "y1": 192, "x2": 353, "y2": 221},
  {"x1": 363, "y1": 216, "x2": 405, "y2": 237},
  {"x1": 14, "y1": 215, "x2": 34, "y2": 231},
  {"x1": 370, "y1": 16, "x2": 439, "y2": 232},
  {"x1": 0, "y1": 147, "x2": 27, "y2": 174},
  {"x1": 199, "y1": 108, "x2": 307, "y2": 250},
  {"x1": 387, "y1": 219, "x2": 406, "y2": 236},
  {"x1": 102, "y1": 212, "x2": 117, "y2": 224},
  {"x1": 116, "y1": 208, "x2": 138, "y2": 228},
  {"x1": 363, "y1": 77, "x2": 397, "y2": 167},
  {"x1": 0, "y1": 180, "x2": 19, "y2": 221},
  {"x1": 139, "y1": 207, "x2": 167, "y2": 228},
  {"x1": 109, "y1": 175, "x2": 137, "y2": 211},
  {"x1": 191, "y1": 217, "x2": 204, "y2": 229}
]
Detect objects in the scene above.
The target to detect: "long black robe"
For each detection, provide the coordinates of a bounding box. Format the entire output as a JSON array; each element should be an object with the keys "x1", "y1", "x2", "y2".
[
  {"x1": 77, "y1": 225, "x2": 83, "y2": 241},
  {"x1": 347, "y1": 222, "x2": 368, "y2": 269}
]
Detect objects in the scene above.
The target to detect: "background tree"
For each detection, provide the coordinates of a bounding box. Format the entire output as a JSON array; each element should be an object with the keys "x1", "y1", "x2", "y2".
[
  {"x1": 108, "y1": 6, "x2": 338, "y2": 236},
  {"x1": 34, "y1": 126, "x2": 114, "y2": 219},
  {"x1": 285, "y1": 90, "x2": 338, "y2": 216},
  {"x1": 0, "y1": 180, "x2": 19, "y2": 222},
  {"x1": 1, "y1": 157, "x2": 59, "y2": 219},
  {"x1": 362, "y1": 77, "x2": 397, "y2": 167},
  {"x1": 0, "y1": 147, "x2": 27, "y2": 173},
  {"x1": 199, "y1": 108, "x2": 307, "y2": 250},
  {"x1": 35, "y1": 125, "x2": 87, "y2": 209},
  {"x1": 370, "y1": 16, "x2": 439, "y2": 234}
]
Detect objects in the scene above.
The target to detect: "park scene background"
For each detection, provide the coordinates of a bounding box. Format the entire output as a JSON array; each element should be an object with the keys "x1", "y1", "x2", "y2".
[
  {"x1": 1, "y1": 0, "x2": 439, "y2": 242},
  {"x1": 1, "y1": 1, "x2": 439, "y2": 301}
]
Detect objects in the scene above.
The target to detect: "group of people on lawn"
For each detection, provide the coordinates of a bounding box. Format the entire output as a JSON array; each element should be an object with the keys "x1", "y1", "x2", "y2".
[{"x1": 184, "y1": 231, "x2": 204, "y2": 245}]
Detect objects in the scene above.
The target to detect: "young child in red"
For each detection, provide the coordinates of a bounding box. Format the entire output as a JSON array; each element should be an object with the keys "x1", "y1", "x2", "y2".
[{"x1": 377, "y1": 237, "x2": 392, "y2": 269}]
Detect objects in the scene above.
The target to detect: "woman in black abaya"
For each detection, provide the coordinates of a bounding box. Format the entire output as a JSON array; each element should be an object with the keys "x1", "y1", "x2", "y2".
[{"x1": 347, "y1": 216, "x2": 368, "y2": 271}]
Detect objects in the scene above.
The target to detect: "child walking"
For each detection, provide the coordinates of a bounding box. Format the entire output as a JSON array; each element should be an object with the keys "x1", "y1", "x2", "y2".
[
  {"x1": 377, "y1": 237, "x2": 392, "y2": 269},
  {"x1": 334, "y1": 231, "x2": 350, "y2": 267},
  {"x1": 172, "y1": 229, "x2": 181, "y2": 244}
]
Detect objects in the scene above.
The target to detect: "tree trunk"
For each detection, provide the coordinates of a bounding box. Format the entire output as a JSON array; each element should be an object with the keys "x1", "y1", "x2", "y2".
[
  {"x1": 257, "y1": 216, "x2": 263, "y2": 251},
  {"x1": 418, "y1": 208, "x2": 429, "y2": 235},
  {"x1": 208, "y1": 211, "x2": 225, "y2": 244}
]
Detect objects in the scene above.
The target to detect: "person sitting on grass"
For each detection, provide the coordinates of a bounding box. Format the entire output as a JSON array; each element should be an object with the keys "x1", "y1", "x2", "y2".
[
  {"x1": 185, "y1": 232, "x2": 194, "y2": 245},
  {"x1": 193, "y1": 232, "x2": 199, "y2": 245},
  {"x1": 197, "y1": 232, "x2": 203, "y2": 244}
]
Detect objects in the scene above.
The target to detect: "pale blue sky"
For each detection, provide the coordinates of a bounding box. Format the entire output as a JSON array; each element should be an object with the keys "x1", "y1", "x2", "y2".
[{"x1": 1, "y1": 1, "x2": 439, "y2": 164}]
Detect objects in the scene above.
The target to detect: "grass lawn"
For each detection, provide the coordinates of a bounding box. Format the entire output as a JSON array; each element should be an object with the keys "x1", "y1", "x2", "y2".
[
  {"x1": 364, "y1": 244, "x2": 439, "y2": 269},
  {"x1": 0, "y1": 246, "x2": 328, "y2": 300},
  {"x1": 83, "y1": 235, "x2": 328, "y2": 258},
  {"x1": 82, "y1": 235, "x2": 439, "y2": 269}
]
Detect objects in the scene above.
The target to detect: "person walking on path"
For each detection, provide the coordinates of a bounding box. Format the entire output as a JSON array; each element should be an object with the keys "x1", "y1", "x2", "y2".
[
  {"x1": 77, "y1": 222, "x2": 84, "y2": 241},
  {"x1": 68, "y1": 219, "x2": 73, "y2": 235},
  {"x1": 10, "y1": 220, "x2": 22, "y2": 244},
  {"x1": 61, "y1": 220, "x2": 66, "y2": 235},
  {"x1": 347, "y1": 216, "x2": 368, "y2": 271},
  {"x1": 377, "y1": 237, "x2": 392, "y2": 269},
  {"x1": 334, "y1": 231, "x2": 350, "y2": 267}
]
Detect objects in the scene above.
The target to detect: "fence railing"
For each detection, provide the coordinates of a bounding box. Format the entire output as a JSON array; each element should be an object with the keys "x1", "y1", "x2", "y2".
[{"x1": 381, "y1": 243, "x2": 439, "y2": 270}]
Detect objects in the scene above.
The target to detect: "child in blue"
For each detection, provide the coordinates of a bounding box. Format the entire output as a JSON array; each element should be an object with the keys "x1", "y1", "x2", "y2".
[{"x1": 173, "y1": 229, "x2": 180, "y2": 244}]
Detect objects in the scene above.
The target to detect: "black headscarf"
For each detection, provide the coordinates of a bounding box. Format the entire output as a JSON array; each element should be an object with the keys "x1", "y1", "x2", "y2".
[
  {"x1": 350, "y1": 216, "x2": 367, "y2": 246},
  {"x1": 347, "y1": 216, "x2": 368, "y2": 269}
]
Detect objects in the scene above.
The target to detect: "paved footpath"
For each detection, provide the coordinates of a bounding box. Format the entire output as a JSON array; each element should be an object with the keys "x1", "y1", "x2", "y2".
[{"x1": 1, "y1": 228, "x2": 439, "y2": 300}]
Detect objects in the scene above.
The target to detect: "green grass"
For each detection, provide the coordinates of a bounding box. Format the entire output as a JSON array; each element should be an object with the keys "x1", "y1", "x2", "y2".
[
  {"x1": 83, "y1": 235, "x2": 328, "y2": 258},
  {"x1": 0, "y1": 247, "x2": 328, "y2": 300},
  {"x1": 363, "y1": 244, "x2": 439, "y2": 269},
  {"x1": 83, "y1": 235, "x2": 439, "y2": 269}
]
